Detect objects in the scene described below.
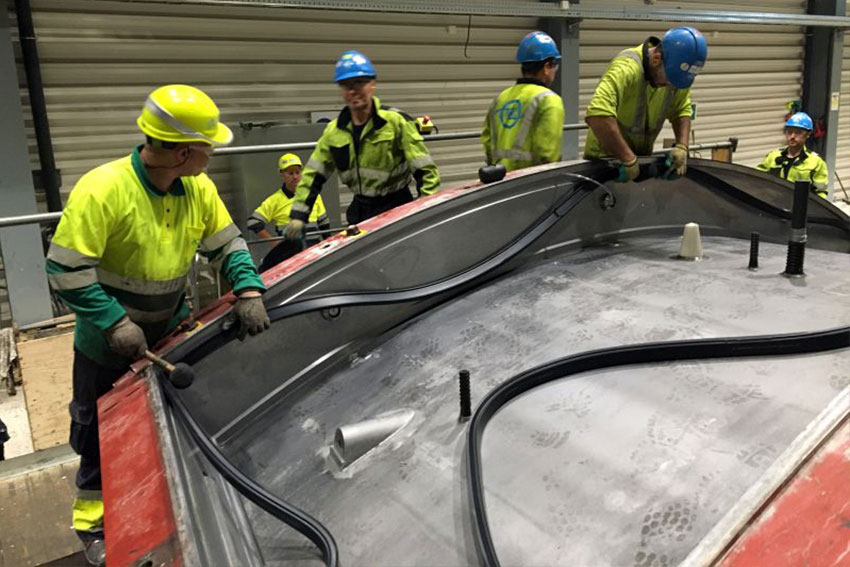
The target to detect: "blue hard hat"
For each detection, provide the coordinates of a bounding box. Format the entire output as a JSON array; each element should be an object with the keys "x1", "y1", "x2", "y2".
[
  {"x1": 785, "y1": 112, "x2": 813, "y2": 131},
  {"x1": 661, "y1": 27, "x2": 708, "y2": 89},
  {"x1": 334, "y1": 50, "x2": 376, "y2": 82},
  {"x1": 516, "y1": 31, "x2": 561, "y2": 63}
]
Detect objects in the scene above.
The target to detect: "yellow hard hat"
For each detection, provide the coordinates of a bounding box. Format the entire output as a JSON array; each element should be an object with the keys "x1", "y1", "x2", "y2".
[
  {"x1": 278, "y1": 153, "x2": 303, "y2": 170},
  {"x1": 137, "y1": 84, "x2": 233, "y2": 146}
]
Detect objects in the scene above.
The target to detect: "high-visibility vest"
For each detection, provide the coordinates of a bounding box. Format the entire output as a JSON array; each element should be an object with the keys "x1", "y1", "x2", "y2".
[
  {"x1": 292, "y1": 97, "x2": 440, "y2": 222},
  {"x1": 757, "y1": 147, "x2": 829, "y2": 198},
  {"x1": 481, "y1": 79, "x2": 565, "y2": 172},
  {"x1": 46, "y1": 146, "x2": 263, "y2": 366},
  {"x1": 249, "y1": 187, "x2": 329, "y2": 233},
  {"x1": 584, "y1": 40, "x2": 692, "y2": 159}
]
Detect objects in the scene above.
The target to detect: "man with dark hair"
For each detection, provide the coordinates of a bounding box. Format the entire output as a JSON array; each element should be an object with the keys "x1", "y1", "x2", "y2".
[
  {"x1": 757, "y1": 112, "x2": 829, "y2": 198},
  {"x1": 482, "y1": 31, "x2": 565, "y2": 172},
  {"x1": 584, "y1": 27, "x2": 708, "y2": 182}
]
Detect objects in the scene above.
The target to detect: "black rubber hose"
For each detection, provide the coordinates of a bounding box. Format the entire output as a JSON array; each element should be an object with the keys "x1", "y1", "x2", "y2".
[
  {"x1": 160, "y1": 377, "x2": 339, "y2": 567},
  {"x1": 466, "y1": 326, "x2": 850, "y2": 567}
]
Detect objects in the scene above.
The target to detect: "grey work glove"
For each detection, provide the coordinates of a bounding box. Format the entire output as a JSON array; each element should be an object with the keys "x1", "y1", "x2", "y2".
[
  {"x1": 105, "y1": 316, "x2": 148, "y2": 359},
  {"x1": 284, "y1": 219, "x2": 305, "y2": 240},
  {"x1": 664, "y1": 143, "x2": 688, "y2": 179},
  {"x1": 616, "y1": 157, "x2": 640, "y2": 183},
  {"x1": 235, "y1": 294, "x2": 271, "y2": 340}
]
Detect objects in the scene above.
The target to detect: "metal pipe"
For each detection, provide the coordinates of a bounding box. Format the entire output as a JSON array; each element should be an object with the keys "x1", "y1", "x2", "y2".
[
  {"x1": 652, "y1": 140, "x2": 737, "y2": 155},
  {"x1": 0, "y1": 138, "x2": 737, "y2": 229},
  {"x1": 246, "y1": 227, "x2": 344, "y2": 245},
  {"x1": 0, "y1": 211, "x2": 62, "y2": 228},
  {"x1": 14, "y1": 0, "x2": 62, "y2": 212},
  {"x1": 214, "y1": 123, "x2": 589, "y2": 156}
]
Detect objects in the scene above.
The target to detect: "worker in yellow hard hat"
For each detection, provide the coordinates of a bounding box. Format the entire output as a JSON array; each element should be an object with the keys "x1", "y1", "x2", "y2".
[
  {"x1": 45, "y1": 84, "x2": 270, "y2": 566},
  {"x1": 247, "y1": 153, "x2": 332, "y2": 272}
]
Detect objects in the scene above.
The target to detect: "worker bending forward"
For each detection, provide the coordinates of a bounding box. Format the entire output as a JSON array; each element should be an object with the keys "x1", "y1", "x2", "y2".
[
  {"x1": 45, "y1": 85, "x2": 270, "y2": 566},
  {"x1": 285, "y1": 50, "x2": 440, "y2": 238},
  {"x1": 584, "y1": 27, "x2": 708, "y2": 182}
]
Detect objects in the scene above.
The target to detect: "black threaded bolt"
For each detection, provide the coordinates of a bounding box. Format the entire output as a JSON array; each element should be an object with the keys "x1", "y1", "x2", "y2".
[
  {"x1": 748, "y1": 232, "x2": 760, "y2": 270},
  {"x1": 784, "y1": 241, "x2": 806, "y2": 277},
  {"x1": 458, "y1": 370, "x2": 471, "y2": 422},
  {"x1": 783, "y1": 180, "x2": 810, "y2": 277}
]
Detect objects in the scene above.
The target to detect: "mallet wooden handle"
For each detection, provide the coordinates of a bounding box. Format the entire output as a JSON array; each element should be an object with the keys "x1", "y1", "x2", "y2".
[{"x1": 145, "y1": 350, "x2": 176, "y2": 373}]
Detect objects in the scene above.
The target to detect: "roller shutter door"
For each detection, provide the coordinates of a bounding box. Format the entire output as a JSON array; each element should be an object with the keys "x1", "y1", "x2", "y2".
[
  {"x1": 12, "y1": 0, "x2": 538, "y2": 216},
  {"x1": 12, "y1": 0, "x2": 810, "y2": 211},
  {"x1": 836, "y1": 33, "x2": 850, "y2": 196}
]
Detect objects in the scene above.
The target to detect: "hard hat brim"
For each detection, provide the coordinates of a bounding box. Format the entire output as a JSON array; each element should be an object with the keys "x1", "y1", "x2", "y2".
[{"x1": 137, "y1": 117, "x2": 233, "y2": 146}]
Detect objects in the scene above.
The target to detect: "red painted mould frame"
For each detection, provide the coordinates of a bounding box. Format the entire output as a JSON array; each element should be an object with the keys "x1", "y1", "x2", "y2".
[{"x1": 98, "y1": 166, "x2": 850, "y2": 565}]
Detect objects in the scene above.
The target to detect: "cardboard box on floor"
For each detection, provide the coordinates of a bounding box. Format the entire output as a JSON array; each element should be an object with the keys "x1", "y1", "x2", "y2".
[{"x1": 18, "y1": 325, "x2": 75, "y2": 451}]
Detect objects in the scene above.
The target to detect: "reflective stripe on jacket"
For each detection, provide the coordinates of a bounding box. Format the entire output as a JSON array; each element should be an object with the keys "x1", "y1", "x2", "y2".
[
  {"x1": 291, "y1": 97, "x2": 440, "y2": 222},
  {"x1": 584, "y1": 38, "x2": 692, "y2": 159},
  {"x1": 248, "y1": 187, "x2": 330, "y2": 233},
  {"x1": 756, "y1": 147, "x2": 829, "y2": 198},
  {"x1": 481, "y1": 78, "x2": 565, "y2": 172},
  {"x1": 46, "y1": 146, "x2": 264, "y2": 367}
]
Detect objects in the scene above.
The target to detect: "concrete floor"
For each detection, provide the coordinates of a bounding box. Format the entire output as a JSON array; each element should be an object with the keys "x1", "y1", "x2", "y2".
[
  {"x1": 0, "y1": 445, "x2": 82, "y2": 567},
  {"x1": 0, "y1": 385, "x2": 34, "y2": 460}
]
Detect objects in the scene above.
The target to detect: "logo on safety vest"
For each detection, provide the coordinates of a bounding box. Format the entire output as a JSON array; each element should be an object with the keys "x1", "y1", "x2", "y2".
[{"x1": 497, "y1": 99, "x2": 523, "y2": 129}]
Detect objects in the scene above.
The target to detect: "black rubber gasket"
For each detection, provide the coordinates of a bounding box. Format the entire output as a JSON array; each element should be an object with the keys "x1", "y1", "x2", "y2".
[
  {"x1": 465, "y1": 326, "x2": 850, "y2": 567},
  {"x1": 160, "y1": 376, "x2": 340, "y2": 567},
  {"x1": 688, "y1": 167, "x2": 850, "y2": 233}
]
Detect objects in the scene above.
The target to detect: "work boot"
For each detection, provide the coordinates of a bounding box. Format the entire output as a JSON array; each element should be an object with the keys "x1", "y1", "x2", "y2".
[{"x1": 83, "y1": 538, "x2": 106, "y2": 566}]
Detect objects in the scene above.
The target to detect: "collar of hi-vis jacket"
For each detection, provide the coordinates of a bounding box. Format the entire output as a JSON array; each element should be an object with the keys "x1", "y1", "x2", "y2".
[
  {"x1": 515, "y1": 78, "x2": 549, "y2": 88},
  {"x1": 777, "y1": 146, "x2": 809, "y2": 165},
  {"x1": 641, "y1": 36, "x2": 663, "y2": 88},
  {"x1": 131, "y1": 145, "x2": 186, "y2": 197},
  {"x1": 280, "y1": 183, "x2": 295, "y2": 199},
  {"x1": 336, "y1": 96, "x2": 387, "y2": 132}
]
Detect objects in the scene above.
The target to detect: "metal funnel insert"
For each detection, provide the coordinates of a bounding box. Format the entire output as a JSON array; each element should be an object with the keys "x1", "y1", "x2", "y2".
[{"x1": 332, "y1": 409, "x2": 415, "y2": 467}]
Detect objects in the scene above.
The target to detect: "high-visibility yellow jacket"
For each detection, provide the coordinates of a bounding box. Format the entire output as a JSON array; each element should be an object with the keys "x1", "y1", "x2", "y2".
[
  {"x1": 584, "y1": 38, "x2": 692, "y2": 159},
  {"x1": 291, "y1": 97, "x2": 440, "y2": 222},
  {"x1": 248, "y1": 187, "x2": 331, "y2": 234},
  {"x1": 46, "y1": 146, "x2": 265, "y2": 367},
  {"x1": 756, "y1": 147, "x2": 829, "y2": 198},
  {"x1": 481, "y1": 78, "x2": 565, "y2": 172}
]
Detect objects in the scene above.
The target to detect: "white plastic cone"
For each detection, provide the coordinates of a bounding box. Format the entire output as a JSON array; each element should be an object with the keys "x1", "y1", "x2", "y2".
[{"x1": 678, "y1": 222, "x2": 703, "y2": 260}]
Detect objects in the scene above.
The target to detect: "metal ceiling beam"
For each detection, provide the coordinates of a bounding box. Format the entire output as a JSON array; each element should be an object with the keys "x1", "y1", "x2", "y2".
[{"x1": 129, "y1": 0, "x2": 850, "y2": 27}]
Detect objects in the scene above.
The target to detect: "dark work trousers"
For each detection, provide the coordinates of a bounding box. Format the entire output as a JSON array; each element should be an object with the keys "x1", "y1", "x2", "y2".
[
  {"x1": 346, "y1": 189, "x2": 414, "y2": 225},
  {"x1": 258, "y1": 238, "x2": 305, "y2": 273},
  {"x1": 0, "y1": 417, "x2": 9, "y2": 461},
  {"x1": 70, "y1": 349, "x2": 127, "y2": 500}
]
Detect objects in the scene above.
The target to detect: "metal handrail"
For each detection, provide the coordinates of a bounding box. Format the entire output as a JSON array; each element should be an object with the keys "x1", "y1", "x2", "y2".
[
  {"x1": 0, "y1": 211, "x2": 62, "y2": 228},
  {"x1": 0, "y1": 136, "x2": 737, "y2": 229},
  {"x1": 213, "y1": 122, "x2": 590, "y2": 156}
]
